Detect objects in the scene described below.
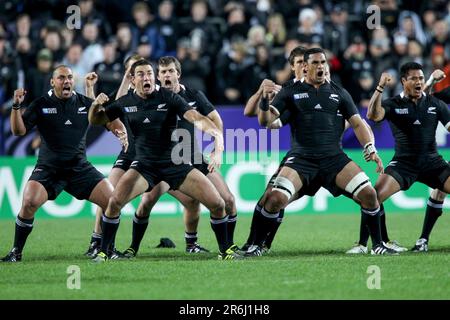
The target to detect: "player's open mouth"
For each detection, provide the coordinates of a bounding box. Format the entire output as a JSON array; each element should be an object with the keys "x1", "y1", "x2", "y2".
[
  {"x1": 143, "y1": 83, "x2": 151, "y2": 89},
  {"x1": 164, "y1": 80, "x2": 172, "y2": 86},
  {"x1": 62, "y1": 86, "x2": 71, "y2": 93},
  {"x1": 317, "y1": 71, "x2": 324, "y2": 77},
  {"x1": 414, "y1": 86, "x2": 422, "y2": 93}
]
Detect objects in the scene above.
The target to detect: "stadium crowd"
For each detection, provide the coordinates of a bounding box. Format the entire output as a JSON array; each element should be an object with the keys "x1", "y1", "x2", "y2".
[{"x1": 1, "y1": 0, "x2": 450, "y2": 110}]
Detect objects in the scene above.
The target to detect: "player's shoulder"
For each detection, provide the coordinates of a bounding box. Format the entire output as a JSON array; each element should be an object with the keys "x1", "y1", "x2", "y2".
[
  {"x1": 75, "y1": 92, "x2": 94, "y2": 105},
  {"x1": 427, "y1": 93, "x2": 447, "y2": 106}
]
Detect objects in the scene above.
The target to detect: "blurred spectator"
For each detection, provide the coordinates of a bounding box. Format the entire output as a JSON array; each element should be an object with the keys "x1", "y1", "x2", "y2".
[
  {"x1": 131, "y1": 1, "x2": 166, "y2": 61},
  {"x1": 25, "y1": 48, "x2": 53, "y2": 103},
  {"x1": 78, "y1": 21, "x2": 104, "y2": 72},
  {"x1": 351, "y1": 71, "x2": 375, "y2": 109},
  {"x1": 430, "y1": 19, "x2": 450, "y2": 59},
  {"x1": 180, "y1": 0, "x2": 222, "y2": 59},
  {"x1": 78, "y1": 0, "x2": 112, "y2": 41},
  {"x1": 342, "y1": 34, "x2": 372, "y2": 89},
  {"x1": 246, "y1": 0, "x2": 273, "y2": 26},
  {"x1": 272, "y1": 37, "x2": 300, "y2": 84},
  {"x1": 223, "y1": 2, "x2": 249, "y2": 45},
  {"x1": 397, "y1": 11, "x2": 427, "y2": 47},
  {"x1": 289, "y1": 7, "x2": 323, "y2": 46},
  {"x1": 246, "y1": 24, "x2": 267, "y2": 55},
  {"x1": 93, "y1": 40, "x2": 122, "y2": 96},
  {"x1": 392, "y1": 33, "x2": 408, "y2": 64},
  {"x1": 372, "y1": 0, "x2": 399, "y2": 33},
  {"x1": 369, "y1": 27, "x2": 394, "y2": 80},
  {"x1": 0, "y1": 32, "x2": 19, "y2": 109},
  {"x1": 265, "y1": 13, "x2": 287, "y2": 50},
  {"x1": 323, "y1": 3, "x2": 352, "y2": 56},
  {"x1": 215, "y1": 39, "x2": 253, "y2": 104},
  {"x1": 176, "y1": 37, "x2": 210, "y2": 93},
  {"x1": 116, "y1": 23, "x2": 133, "y2": 63},
  {"x1": 43, "y1": 27, "x2": 65, "y2": 63},
  {"x1": 155, "y1": 0, "x2": 179, "y2": 56},
  {"x1": 62, "y1": 43, "x2": 88, "y2": 92},
  {"x1": 243, "y1": 44, "x2": 272, "y2": 99}
]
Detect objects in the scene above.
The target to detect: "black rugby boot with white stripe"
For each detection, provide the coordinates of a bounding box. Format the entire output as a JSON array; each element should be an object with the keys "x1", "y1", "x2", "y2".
[{"x1": 371, "y1": 242, "x2": 399, "y2": 255}]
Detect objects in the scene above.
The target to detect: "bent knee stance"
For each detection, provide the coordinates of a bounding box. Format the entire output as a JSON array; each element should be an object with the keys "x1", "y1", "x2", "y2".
[
  {"x1": 207, "y1": 197, "x2": 225, "y2": 217},
  {"x1": 358, "y1": 186, "x2": 379, "y2": 209},
  {"x1": 265, "y1": 191, "x2": 288, "y2": 213}
]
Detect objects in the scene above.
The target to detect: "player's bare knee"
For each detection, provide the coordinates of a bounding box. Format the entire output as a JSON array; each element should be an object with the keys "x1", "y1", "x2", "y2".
[
  {"x1": 208, "y1": 197, "x2": 225, "y2": 217},
  {"x1": 22, "y1": 196, "x2": 41, "y2": 214},
  {"x1": 223, "y1": 193, "x2": 235, "y2": 212},
  {"x1": 265, "y1": 191, "x2": 287, "y2": 213},
  {"x1": 358, "y1": 186, "x2": 378, "y2": 209},
  {"x1": 108, "y1": 194, "x2": 125, "y2": 212}
]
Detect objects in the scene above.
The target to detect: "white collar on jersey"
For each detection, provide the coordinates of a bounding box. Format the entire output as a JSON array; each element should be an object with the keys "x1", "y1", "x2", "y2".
[{"x1": 400, "y1": 91, "x2": 426, "y2": 98}]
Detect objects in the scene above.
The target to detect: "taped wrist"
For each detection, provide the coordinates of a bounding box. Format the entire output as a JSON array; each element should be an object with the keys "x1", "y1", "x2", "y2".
[
  {"x1": 259, "y1": 98, "x2": 269, "y2": 111},
  {"x1": 363, "y1": 142, "x2": 377, "y2": 161}
]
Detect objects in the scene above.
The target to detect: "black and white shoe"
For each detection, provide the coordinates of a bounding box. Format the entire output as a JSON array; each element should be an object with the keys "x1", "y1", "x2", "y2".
[
  {"x1": 84, "y1": 241, "x2": 100, "y2": 258},
  {"x1": 411, "y1": 238, "x2": 428, "y2": 252},
  {"x1": 1, "y1": 247, "x2": 22, "y2": 262},
  {"x1": 244, "y1": 245, "x2": 263, "y2": 257},
  {"x1": 186, "y1": 243, "x2": 210, "y2": 253},
  {"x1": 370, "y1": 243, "x2": 399, "y2": 255}
]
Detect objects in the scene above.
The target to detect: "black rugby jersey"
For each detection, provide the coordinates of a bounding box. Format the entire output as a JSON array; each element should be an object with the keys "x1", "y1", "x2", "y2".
[
  {"x1": 22, "y1": 90, "x2": 93, "y2": 168},
  {"x1": 175, "y1": 86, "x2": 215, "y2": 160},
  {"x1": 105, "y1": 86, "x2": 192, "y2": 163},
  {"x1": 271, "y1": 80, "x2": 358, "y2": 157},
  {"x1": 106, "y1": 88, "x2": 136, "y2": 159},
  {"x1": 381, "y1": 92, "x2": 450, "y2": 156}
]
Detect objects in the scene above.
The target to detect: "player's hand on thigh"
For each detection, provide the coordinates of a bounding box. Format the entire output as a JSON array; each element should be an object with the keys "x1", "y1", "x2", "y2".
[
  {"x1": 208, "y1": 150, "x2": 222, "y2": 172},
  {"x1": 369, "y1": 153, "x2": 384, "y2": 174}
]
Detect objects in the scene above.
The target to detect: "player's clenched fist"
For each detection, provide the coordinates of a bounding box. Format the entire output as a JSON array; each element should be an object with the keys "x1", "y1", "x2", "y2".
[
  {"x1": 93, "y1": 93, "x2": 109, "y2": 106},
  {"x1": 378, "y1": 73, "x2": 392, "y2": 87},
  {"x1": 14, "y1": 88, "x2": 27, "y2": 105},
  {"x1": 85, "y1": 72, "x2": 98, "y2": 87}
]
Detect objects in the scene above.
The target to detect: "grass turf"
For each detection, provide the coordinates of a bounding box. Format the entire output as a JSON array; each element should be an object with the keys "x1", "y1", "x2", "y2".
[{"x1": 0, "y1": 213, "x2": 449, "y2": 300}]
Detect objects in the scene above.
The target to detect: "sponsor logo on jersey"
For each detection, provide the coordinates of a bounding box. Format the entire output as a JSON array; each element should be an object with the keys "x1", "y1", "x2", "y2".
[
  {"x1": 124, "y1": 106, "x2": 138, "y2": 112},
  {"x1": 143, "y1": 117, "x2": 150, "y2": 123},
  {"x1": 77, "y1": 106, "x2": 87, "y2": 114},
  {"x1": 314, "y1": 104, "x2": 322, "y2": 110},
  {"x1": 413, "y1": 119, "x2": 421, "y2": 125},
  {"x1": 427, "y1": 106, "x2": 436, "y2": 114},
  {"x1": 285, "y1": 156, "x2": 295, "y2": 164},
  {"x1": 157, "y1": 103, "x2": 167, "y2": 111},
  {"x1": 65, "y1": 120, "x2": 72, "y2": 125},
  {"x1": 387, "y1": 160, "x2": 397, "y2": 167},
  {"x1": 42, "y1": 108, "x2": 57, "y2": 114},
  {"x1": 293, "y1": 93, "x2": 309, "y2": 100},
  {"x1": 329, "y1": 94, "x2": 339, "y2": 102},
  {"x1": 395, "y1": 108, "x2": 409, "y2": 114}
]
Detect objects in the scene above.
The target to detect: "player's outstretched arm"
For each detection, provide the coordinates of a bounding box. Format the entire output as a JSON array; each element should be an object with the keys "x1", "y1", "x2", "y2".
[
  {"x1": 10, "y1": 88, "x2": 27, "y2": 136},
  {"x1": 367, "y1": 72, "x2": 391, "y2": 122},
  {"x1": 184, "y1": 109, "x2": 224, "y2": 172},
  {"x1": 88, "y1": 93, "x2": 110, "y2": 126}
]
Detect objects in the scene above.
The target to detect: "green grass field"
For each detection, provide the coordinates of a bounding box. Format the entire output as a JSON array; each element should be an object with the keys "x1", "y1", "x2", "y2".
[{"x1": 0, "y1": 212, "x2": 449, "y2": 300}]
